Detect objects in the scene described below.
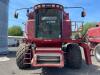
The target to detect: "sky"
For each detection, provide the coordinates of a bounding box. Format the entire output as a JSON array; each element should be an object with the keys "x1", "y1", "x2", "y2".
[{"x1": 9, "y1": 0, "x2": 100, "y2": 29}]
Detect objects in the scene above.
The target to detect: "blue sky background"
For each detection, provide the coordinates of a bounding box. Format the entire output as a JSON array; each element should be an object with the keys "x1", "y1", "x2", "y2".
[{"x1": 9, "y1": 0, "x2": 100, "y2": 29}]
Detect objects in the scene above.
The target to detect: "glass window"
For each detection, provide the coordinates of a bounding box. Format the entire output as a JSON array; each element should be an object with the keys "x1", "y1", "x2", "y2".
[{"x1": 35, "y1": 9, "x2": 62, "y2": 39}]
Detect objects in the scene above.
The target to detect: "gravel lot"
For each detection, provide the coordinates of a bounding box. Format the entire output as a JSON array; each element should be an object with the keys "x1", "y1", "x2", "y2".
[{"x1": 0, "y1": 47, "x2": 100, "y2": 75}]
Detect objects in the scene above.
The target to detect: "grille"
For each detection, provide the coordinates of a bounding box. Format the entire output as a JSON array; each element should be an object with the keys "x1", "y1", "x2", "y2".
[{"x1": 37, "y1": 56, "x2": 60, "y2": 64}]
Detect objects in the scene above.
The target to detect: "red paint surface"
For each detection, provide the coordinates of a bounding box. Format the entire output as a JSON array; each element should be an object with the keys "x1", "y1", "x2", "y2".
[
  {"x1": 87, "y1": 25, "x2": 100, "y2": 42},
  {"x1": 31, "y1": 47, "x2": 64, "y2": 67},
  {"x1": 79, "y1": 43, "x2": 92, "y2": 65}
]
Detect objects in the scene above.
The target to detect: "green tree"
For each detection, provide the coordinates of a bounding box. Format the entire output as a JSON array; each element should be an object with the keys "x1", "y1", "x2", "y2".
[
  {"x1": 81, "y1": 22, "x2": 96, "y2": 35},
  {"x1": 8, "y1": 26, "x2": 23, "y2": 36}
]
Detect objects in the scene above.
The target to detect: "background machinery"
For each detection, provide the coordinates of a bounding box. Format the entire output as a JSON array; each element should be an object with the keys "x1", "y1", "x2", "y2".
[
  {"x1": 86, "y1": 22, "x2": 100, "y2": 62},
  {"x1": 14, "y1": 3, "x2": 92, "y2": 69}
]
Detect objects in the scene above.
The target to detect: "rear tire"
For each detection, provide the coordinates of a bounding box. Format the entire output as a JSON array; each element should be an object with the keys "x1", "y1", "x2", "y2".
[
  {"x1": 66, "y1": 44, "x2": 82, "y2": 69},
  {"x1": 16, "y1": 43, "x2": 32, "y2": 69},
  {"x1": 95, "y1": 44, "x2": 100, "y2": 62}
]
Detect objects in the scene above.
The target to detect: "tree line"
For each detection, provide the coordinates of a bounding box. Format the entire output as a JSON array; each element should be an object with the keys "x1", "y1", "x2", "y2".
[{"x1": 8, "y1": 25, "x2": 23, "y2": 36}]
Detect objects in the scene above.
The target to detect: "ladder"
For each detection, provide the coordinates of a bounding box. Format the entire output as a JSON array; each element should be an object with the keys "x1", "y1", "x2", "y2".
[{"x1": 23, "y1": 49, "x2": 31, "y2": 64}]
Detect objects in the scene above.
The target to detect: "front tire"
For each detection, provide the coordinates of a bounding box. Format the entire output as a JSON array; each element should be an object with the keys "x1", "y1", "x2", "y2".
[
  {"x1": 16, "y1": 43, "x2": 32, "y2": 69},
  {"x1": 66, "y1": 44, "x2": 82, "y2": 69}
]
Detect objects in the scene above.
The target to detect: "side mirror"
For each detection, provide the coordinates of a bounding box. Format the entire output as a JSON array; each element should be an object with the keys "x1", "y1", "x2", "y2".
[
  {"x1": 27, "y1": 9, "x2": 29, "y2": 14},
  {"x1": 26, "y1": 9, "x2": 29, "y2": 16},
  {"x1": 81, "y1": 10, "x2": 86, "y2": 17},
  {"x1": 14, "y1": 12, "x2": 18, "y2": 19}
]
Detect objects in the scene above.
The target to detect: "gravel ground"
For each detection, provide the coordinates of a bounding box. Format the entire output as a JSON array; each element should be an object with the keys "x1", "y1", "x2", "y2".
[{"x1": 0, "y1": 47, "x2": 100, "y2": 75}]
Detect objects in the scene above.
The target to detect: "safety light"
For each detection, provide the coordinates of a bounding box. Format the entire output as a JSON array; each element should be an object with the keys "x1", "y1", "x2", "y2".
[
  {"x1": 34, "y1": 4, "x2": 63, "y2": 10},
  {"x1": 37, "y1": 5, "x2": 41, "y2": 8},
  {"x1": 56, "y1": 5, "x2": 60, "y2": 8},
  {"x1": 60, "y1": 6, "x2": 63, "y2": 9},
  {"x1": 52, "y1": 5, "x2": 56, "y2": 8},
  {"x1": 42, "y1": 5, "x2": 45, "y2": 8},
  {"x1": 34, "y1": 6, "x2": 37, "y2": 9}
]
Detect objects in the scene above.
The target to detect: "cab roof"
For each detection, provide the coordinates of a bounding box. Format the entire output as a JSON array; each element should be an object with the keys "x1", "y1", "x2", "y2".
[{"x1": 34, "y1": 3, "x2": 63, "y2": 10}]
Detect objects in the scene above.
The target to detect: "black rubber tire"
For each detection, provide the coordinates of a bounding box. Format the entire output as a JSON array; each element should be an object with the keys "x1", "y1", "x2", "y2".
[
  {"x1": 95, "y1": 44, "x2": 100, "y2": 62},
  {"x1": 16, "y1": 43, "x2": 32, "y2": 69},
  {"x1": 66, "y1": 44, "x2": 82, "y2": 69}
]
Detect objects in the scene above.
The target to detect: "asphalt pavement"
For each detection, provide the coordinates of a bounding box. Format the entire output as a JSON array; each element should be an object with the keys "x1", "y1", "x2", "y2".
[{"x1": 0, "y1": 47, "x2": 100, "y2": 75}]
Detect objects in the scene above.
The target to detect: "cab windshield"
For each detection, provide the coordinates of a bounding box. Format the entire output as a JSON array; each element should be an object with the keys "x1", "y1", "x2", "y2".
[{"x1": 35, "y1": 8, "x2": 62, "y2": 39}]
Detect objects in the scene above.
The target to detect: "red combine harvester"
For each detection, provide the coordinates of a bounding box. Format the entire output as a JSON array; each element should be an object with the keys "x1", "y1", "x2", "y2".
[
  {"x1": 14, "y1": 3, "x2": 92, "y2": 69},
  {"x1": 86, "y1": 22, "x2": 100, "y2": 62}
]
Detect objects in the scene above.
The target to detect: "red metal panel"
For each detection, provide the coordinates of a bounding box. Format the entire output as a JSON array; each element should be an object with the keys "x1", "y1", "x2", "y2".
[
  {"x1": 26, "y1": 38, "x2": 81, "y2": 45},
  {"x1": 35, "y1": 40, "x2": 61, "y2": 47},
  {"x1": 79, "y1": 43, "x2": 92, "y2": 65},
  {"x1": 87, "y1": 27, "x2": 100, "y2": 37},
  {"x1": 25, "y1": 19, "x2": 35, "y2": 39},
  {"x1": 87, "y1": 26, "x2": 100, "y2": 42},
  {"x1": 62, "y1": 13, "x2": 71, "y2": 39},
  {"x1": 31, "y1": 61, "x2": 64, "y2": 67},
  {"x1": 31, "y1": 47, "x2": 64, "y2": 67},
  {"x1": 35, "y1": 48, "x2": 63, "y2": 54},
  {"x1": 88, "y1": 38, "x2": 100, "y2": 43},
  {"x1": 36, "y1": 47, "x2": 61, "y2": 50}
]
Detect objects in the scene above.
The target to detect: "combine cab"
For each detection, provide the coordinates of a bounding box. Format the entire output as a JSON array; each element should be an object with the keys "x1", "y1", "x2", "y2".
[{"x1": 15, "y1": 3, "x2": 92, "y2": 69}]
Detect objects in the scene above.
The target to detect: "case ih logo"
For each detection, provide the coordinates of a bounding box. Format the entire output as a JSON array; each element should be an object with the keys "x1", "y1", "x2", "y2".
[{"x1": 41, "y1": 17, "x2": 57, "y2": 20}]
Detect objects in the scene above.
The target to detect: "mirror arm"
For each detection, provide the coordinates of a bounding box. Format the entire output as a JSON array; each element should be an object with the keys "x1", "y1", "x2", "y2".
[
  {"x1": 15, "y1": 7, "x2": 33, "y2": 12},
  {"x1": 14, "y1": 7, "x2": 33, "y2": 19},
  {"x1": 64, "y1": 7, "x2": 84, "y2": 11}
]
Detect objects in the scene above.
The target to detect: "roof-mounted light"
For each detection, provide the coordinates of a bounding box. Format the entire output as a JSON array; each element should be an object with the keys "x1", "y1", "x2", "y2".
[
  {"x1": 60, "y1": 6, "x2": 63, "y2": 9},
  {"x1": 34, "y1": 6, "x2": 37, "y2": 9},
  {"x1": 52, "y1": 5, "x2": 56, "y2": 8},
  {"x1": 37, "y1": 5, "x2": 41, "y2": 8},
  {"x1": 42, "y1": 5, "x2": 45, "y2": 8},
  {"x1": 34, "y1": 4, "x2": 63, "y2": 10},
  {"x1": 56, "y1": 5, "x2": 60, "y2": 8}
]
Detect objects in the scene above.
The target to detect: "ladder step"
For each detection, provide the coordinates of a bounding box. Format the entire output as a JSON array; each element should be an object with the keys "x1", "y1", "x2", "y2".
[
  {"x1": 24, "y1": 50, "x2": 31, "y2": 64},
  {"x1": 25, "y1": 53, "x2": 31, "y2": 54},
  {"x1": 24, "y1": 63, "x2": 31, "y2": 64},
  {"x1": 24, "y1": 58, "x2": 31, "y2": 59},
  {"x1": 27, "y1": 49, "x2": 31, "y2": 50}
]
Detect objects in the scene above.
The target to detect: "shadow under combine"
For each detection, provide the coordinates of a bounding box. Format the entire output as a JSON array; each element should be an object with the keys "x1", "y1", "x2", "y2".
[{"x1": 42, "y1": 62, "x2": 100, "y2": 75}]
